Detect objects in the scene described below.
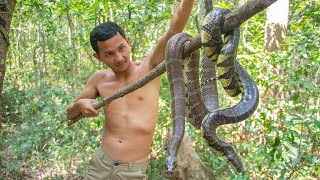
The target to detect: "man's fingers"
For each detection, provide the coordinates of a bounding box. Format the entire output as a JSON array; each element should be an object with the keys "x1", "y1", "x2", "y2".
[
  {"x1": 92, "y1": 109, "x2": 100, "y2": 116},
  {"x1": 82, "y1": 108, "x2": 100, "y2": 117},
  {"x1": 92, "y1": 103, "x2": 99, "y2": 110}
]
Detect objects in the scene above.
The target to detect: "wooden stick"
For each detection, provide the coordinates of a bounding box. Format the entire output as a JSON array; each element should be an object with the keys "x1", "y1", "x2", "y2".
[{"x1": 67, "y1": 0, "x2": 278, "y2": 126}]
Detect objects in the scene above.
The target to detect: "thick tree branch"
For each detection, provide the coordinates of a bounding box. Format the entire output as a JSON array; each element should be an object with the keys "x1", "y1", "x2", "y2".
[
  {"x1": 222, "y1": 0, "x2": 278, "y2": 32},
  {"x1": 204, "y1": 0, "x2": 213, "y2": 15},
  {"x1": 68, "y1": 0, "x2": 278, "y2": 126}
]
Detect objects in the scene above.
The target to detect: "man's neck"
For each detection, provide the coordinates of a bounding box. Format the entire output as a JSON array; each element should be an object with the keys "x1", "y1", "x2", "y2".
[{"x1": 114, "y1": 62, "x2": 135, "y2": 82}]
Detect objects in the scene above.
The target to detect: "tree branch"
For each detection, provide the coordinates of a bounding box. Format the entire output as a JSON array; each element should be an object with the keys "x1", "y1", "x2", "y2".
[
  {"x1": 67, "y1": 0, "x2": 278, "y2": 126},
  {"x1": 222, "y1": 0, "x2": 278, "y2": 32}
]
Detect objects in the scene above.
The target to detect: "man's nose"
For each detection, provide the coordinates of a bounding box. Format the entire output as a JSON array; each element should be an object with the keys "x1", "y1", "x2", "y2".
[{"x1": 114, "y1": 52, "x2": 124, "y2": 62}]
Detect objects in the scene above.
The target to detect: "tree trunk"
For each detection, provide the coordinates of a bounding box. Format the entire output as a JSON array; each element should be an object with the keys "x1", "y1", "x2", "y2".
[
  {"x1": 264, "y1": 0, "x2": 289, "y2": 100},
  {"x1": 66, "y1": 0, "x2": 78, "y2": 84},
  {"x1": 0, "y1": 0, "x2": 16, "y2": 101},
  {"x1": 0, "y1": 0, "x2": 17, "y2": 169},
  {"x1": 264, "y1": 0, "x2": 289, "y2": 52},
  {"x1": 165, "y1": 129, "x2": 213, "y2": 180}
]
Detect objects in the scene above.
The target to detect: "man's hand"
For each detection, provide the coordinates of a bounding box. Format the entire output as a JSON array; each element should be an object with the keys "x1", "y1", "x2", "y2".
[
  {"x1": 76, "y1": 99, "x2": 100, "y2": 118},
  {"x1": 67, "y1": 98, "x2": 100, "y2": 120}
]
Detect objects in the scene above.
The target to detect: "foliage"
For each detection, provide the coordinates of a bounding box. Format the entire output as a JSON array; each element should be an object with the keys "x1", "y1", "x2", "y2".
[{"x1": 1, "y1": 0, "x2": 319, "y2": 179}]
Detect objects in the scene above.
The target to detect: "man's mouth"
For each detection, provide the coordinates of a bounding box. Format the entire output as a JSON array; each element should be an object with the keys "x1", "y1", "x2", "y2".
[{"x1": 116, "y1": 61, "x2": 126, "y2": 67}]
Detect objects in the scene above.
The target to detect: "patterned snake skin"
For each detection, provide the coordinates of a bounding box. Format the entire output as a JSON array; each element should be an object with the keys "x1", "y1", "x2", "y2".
[
  {"x1": 201, "y1": 8, "x2": 242, "y2": 97},
  {"x1": 165, "y1": 8, "x2": 259, "y2": 173}
]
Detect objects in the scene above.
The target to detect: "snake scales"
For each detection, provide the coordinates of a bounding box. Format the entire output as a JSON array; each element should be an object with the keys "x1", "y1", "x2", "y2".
[{"x1": 165, "y1": 8, "x2": 259, "y2": 173}]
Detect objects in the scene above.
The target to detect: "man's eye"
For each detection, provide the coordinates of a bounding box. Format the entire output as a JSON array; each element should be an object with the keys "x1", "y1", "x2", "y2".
[{"x1": 106, "y1": 53, "x2": 112, "y2": 57}]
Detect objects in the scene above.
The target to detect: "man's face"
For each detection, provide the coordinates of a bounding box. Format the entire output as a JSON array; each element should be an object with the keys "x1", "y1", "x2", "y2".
[{"x1": 93, "y1": 32, "x2": 131, "y2": 73}]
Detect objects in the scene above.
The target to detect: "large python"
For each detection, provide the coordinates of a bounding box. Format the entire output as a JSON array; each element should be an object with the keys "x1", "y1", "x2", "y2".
[{"x1": 165, "y1": 8, "x2": 259, "y2": 173}]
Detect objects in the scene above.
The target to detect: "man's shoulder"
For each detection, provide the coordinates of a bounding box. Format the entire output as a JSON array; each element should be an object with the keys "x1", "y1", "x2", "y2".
[
  {"x1": 94, "y1": 69, "x2": 113, "y2": 77},
  {"x1": 88, "y1": 70, "x2": 114, "y2": 83},
  {"x1": 133, "y1": 60, "x2": 154, "y2": 73},
  {"x1": 133, "y1": 60, "x2": 144, "y2": 67}
]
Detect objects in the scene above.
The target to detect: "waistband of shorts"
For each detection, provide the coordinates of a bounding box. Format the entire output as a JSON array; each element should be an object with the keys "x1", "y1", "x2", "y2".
[{"x1": 96, "y1": 146, "x2": 148, "y2": 170}]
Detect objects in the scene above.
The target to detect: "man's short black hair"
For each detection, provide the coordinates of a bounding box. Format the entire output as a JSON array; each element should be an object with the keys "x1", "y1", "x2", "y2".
[{"x1": 90, "y1": 21, "x2": 126, "y2": 53}]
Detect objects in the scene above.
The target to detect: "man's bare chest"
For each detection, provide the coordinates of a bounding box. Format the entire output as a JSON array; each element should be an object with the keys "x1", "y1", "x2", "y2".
[{"x1": 98, "y1": 78, "x2": 159, "y2": 104}]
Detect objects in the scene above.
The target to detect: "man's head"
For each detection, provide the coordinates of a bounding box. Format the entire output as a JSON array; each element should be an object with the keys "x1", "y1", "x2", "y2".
[
  {"x1": 90, "y1": 22, "x2": 131, "y2": 73},
  {"x1": 90, "y1": 21, "x2": 126, "y2": 53}
]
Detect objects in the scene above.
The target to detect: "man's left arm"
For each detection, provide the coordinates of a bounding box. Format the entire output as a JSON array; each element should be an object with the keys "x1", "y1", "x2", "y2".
[{"x1": 145, "y1": 0, "x2": 195, "y2": 69}]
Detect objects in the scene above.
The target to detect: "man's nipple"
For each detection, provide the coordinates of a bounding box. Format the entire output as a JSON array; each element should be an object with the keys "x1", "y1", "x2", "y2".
[{"x1": 138, "y1": 96, "x2": 144, "y2": 101}]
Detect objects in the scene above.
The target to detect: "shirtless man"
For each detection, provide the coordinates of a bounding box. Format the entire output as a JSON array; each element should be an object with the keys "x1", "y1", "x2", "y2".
[{"x1": 66, "y1": 0, "x2": 194, "y2": 179}]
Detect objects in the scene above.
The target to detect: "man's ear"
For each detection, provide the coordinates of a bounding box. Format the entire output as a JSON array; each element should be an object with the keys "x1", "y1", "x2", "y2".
[
  {"x1": 93, "y1": 52, "x2": 101, "y2": 61},
  {"x1": 126, "y1": 36, "x2": 130, "y2": 45}
]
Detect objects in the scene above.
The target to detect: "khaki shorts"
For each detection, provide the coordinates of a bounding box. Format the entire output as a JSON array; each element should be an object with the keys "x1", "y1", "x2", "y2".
[{"x1": 84, "y1": 147, "x2": 148, "y2": 180}]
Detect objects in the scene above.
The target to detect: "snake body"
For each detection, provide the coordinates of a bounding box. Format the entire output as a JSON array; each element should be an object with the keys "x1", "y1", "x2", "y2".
[
  {"x1": 200, "y1": 54, "x2": 219, "y2": 111},
  {"x1": 201, "y1": 60, "x2": 259, "y2": 172},
  {"x1": 202, "y1": 8, "x2": 242, "y2": 97},
  {"x1": 165, "y1": 33, "x2": 192, "y2": 172},
  {"x1": 165, "y1": 8, "x2": 259, "y2": 173}
]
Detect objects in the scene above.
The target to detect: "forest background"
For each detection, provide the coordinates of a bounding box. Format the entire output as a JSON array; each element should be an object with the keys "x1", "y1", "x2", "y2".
[{"x1": 0, "y1": 0, "x2": 319, "y2": 179}]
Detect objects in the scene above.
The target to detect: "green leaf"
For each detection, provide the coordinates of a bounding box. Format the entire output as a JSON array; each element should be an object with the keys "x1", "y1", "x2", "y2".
[
  {"x1": 288, "y1": 145, "x2": 299, "y2": 157},
  {"x1": 273, "y1": 134, "x2": 281, "y2": 147},
  {"x1": 292, "y1": 157, "x2": 301, "y2": 167},
  {"x1": 303, "y1": 81, "x2": 314, "y2": 90},
  {"x1": 313, "y1": 119, "x2": 320, "y2": 128},
  {"x1": 290, "y1": 114, "x2": 303, "y2": 121},
  {"x1": 306, "y1": 154, "x2": 316, "y2": 164},
  {"x1": 280, "y1": 168, "x2": 287, "y2": 179},
  {"x1": 293, "y1": 93, "x2": 299, "y2": 102}
]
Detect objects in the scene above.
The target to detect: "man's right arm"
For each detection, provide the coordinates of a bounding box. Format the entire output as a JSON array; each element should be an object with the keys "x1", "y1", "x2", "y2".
[
  {"x1": 66, "y1": 73, "x2": 101, "y2": 120},
  {"x1": 144, "y1": 0, "x2": 195, "y2": 69}
]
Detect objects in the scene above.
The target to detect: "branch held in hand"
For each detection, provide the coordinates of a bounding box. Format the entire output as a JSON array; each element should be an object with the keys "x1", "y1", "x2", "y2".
[{"x1": 67, "y1": 0, "x2": 278, "y2": 126}]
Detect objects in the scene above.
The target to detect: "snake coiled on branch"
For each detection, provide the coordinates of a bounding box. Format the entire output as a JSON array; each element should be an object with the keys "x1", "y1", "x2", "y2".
[{"x1": 165, "y1": 8, "x2": 259, "y2": 173}]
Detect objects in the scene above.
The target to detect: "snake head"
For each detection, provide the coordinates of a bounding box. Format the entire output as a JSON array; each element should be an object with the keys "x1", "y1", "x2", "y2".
[
  {"x1": 225, "y1": 153, "x2": 244, "y2": 173},
  {"x1": 165, "y1": 155, "x2": 177, "y2": 174}
]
